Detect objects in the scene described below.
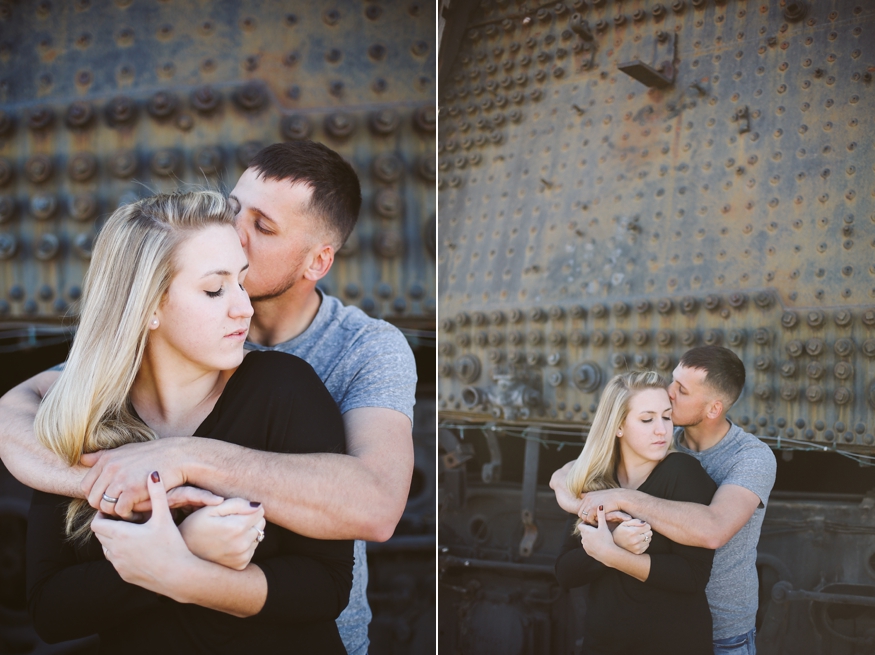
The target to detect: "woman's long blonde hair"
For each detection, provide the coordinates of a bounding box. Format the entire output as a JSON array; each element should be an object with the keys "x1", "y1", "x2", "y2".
[
  {"x1": 566, "y1": 370, "x2": 669, "y2": 533},
  {"x1": 34, "y1": 190, "x2": 236, "y2": 543}
]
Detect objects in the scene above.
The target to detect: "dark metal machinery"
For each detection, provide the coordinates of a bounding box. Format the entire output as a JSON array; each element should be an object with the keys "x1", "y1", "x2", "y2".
[
  {"x1": 438, "y1": 0, "x2": 875, "y2": 653},
  {"x1": 0, "y1": 2, "x2": 436, "y2": 653}
]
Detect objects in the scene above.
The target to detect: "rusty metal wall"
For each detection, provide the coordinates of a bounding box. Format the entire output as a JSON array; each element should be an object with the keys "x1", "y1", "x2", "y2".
[
  {"x1": 0, "y1": 2, "x2": 436, "y2": 654},
  {"x1": 437, "y1": 0, "x2": 875, "y2": 653},
  {"x1": 0, "y1": 0, "x2": 435, "y2": 323}
]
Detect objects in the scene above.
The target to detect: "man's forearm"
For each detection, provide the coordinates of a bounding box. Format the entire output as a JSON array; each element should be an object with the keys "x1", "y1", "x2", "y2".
[
  {"x1": 619, "y1": 491, "x2": 722, "y2": 549},
  {"x1": 0, "y1": 376, "x2": 85, "y2": 498},
  {"x1": 184, "y1": 439, "x2": 402, "y2": 541}
]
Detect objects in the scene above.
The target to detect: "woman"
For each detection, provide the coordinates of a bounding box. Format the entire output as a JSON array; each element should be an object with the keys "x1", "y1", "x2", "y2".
[
  {"x1": 555, "y1": 371, "x2": 717, "y2": 655},
  {"x1": 26, "y1": 191, "x2": 352, "y2": 653}
]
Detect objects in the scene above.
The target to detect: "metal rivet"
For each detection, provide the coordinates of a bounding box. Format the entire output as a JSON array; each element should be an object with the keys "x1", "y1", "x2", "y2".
[
  {"x1": 191, "y1": 86, "x2": 222, "y2": 113},
  {"x1": 325, "y1": 113, "x2": 355, "y2": 138},
  {"x1": 105, "y1": 96, "x2": 137, "y2": 126},
  {"x1": 236, "y1": 141, "x2": 263, "y2": 168},
  {"x1": 25, "y1": 155, "x2": 53, "y2": 183},
  {"x1": 233, "y1": 82, "x2": 268, "y2": 111},
  {"x1": 66, "y1": 101, "x2": 94, "y2": 128}
]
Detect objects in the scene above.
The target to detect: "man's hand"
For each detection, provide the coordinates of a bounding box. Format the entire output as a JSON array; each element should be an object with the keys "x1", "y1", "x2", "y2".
[
  {"x1": 549, "y1": 461, "x2": 584, "y2": 514},
  {"x1": 551, "y1": 462, "x2": 633, "y2": 524},
  {"x1": 579, "y1": 488, "x2": 628, "y2": 525},
  {"x1": 611, "y1": 518, "x2": 653, "y2": 555},
  {"x1": 180, "y1": 498, "x2": 265, "y2": 571},
  {"x1": 81, "y1": 438, "x2": 190, "y2": 519}
]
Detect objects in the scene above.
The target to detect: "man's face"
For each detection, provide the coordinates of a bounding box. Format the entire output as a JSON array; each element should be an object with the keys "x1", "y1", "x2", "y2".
[
  {"x1": 229, "y1": 168, "x2": 323, "y2": 301},
  {"x1": 667, "y1": 365, "x2": 714, "y2": 428}
]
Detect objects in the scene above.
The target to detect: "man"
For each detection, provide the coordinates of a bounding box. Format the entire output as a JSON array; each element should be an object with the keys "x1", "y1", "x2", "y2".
[
  {"x1": 0, "y1": 140, "x2": 417, "y2": 655},
  {"x1": 551, "y1": 346, "x2": 776, "y2": 655}
]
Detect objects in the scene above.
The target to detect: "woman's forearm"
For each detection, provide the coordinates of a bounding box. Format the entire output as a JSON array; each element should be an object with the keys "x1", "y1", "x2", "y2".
[
  {"x1": 600, "y1": 547, "x2": 651, "y2": 582},
  {"x1": 164, "y1": 557, "x2": 267, "y2": 617}
]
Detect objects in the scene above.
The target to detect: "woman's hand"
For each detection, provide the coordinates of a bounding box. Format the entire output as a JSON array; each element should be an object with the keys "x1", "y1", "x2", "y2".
[
  {"x1": 611, "y1": 518, "x2": 653, "y2": 555},
  {"x1": 578, "y1": 505, "x2": 622, "y2": 564},
  {"x1": 180, "y1": 499, "x2": 266, "y2": 570},
  {"x1": 91, "y1": 471, "x2": 196, "y2": 597}
]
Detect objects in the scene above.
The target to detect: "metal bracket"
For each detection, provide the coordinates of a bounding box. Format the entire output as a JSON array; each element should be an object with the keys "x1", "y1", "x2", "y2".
[
  {"x1": 481, "y1": 424, "x2": 503, "y2": 484},
  {"x1": 519, "y1": 427, "x2": 541, "y2": 557},
  {"x1": 617, "y1": 60, "x2": 674, "y2": 89},
  {"x1": 439, "y1": 428, "x2": 474, "y2": 469},
  {"x1": 438, "y1": 428, "x2": 472, "y2": 510},
  {"x1": 771, "y1": 581, "x2": 875, "y2": 608},
  {"x1": 617, "y1": 31, "x2": 676, "y2": 88}
]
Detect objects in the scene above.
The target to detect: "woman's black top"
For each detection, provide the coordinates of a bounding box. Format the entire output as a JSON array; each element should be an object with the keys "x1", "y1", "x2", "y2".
[
  {"x1": 27, "y1": 351, "x2": 353, "y2": 654},
  {"x1": 555, "y1": 452, "x2": 718, "y2": 655}
]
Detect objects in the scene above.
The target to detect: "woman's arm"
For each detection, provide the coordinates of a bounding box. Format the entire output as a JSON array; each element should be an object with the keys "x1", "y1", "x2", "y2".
[
  {"x1": 555, "y1": 517, "x2": 610, "y2": 588},
  {"x1": 640, "y1": 454, "x2": 717, "y2": 593},
  {"x1": 26, "y1": 491, "x2": 161, "y2": 643},
  {"x1": 94, "y1": 471, "x2": 353, "y2": 622},
  {"x1": 91, "y1": 472, "x2": 268, "y2": 618},
  {"x1": 577, "y1": 506, "x2": 652, "y2": 582}
]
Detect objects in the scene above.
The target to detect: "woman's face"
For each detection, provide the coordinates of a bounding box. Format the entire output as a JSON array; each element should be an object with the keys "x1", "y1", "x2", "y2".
[
  {"x1": 151, "y1": 224, "x2": 253, "y2": 372},
  {"x1": 617, "y1": 388, "x2": 673, "y2": 466}
]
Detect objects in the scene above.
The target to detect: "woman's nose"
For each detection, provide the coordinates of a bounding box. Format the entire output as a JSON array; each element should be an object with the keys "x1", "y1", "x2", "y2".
[{"x1": 232, "y1": 287, "x2": 254, "y2": 318}]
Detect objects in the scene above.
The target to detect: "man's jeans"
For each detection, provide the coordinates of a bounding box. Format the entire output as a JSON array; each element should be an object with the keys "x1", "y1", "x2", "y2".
[{"x1": 713, "y1": 627, "x2": 756, "y2": 655}]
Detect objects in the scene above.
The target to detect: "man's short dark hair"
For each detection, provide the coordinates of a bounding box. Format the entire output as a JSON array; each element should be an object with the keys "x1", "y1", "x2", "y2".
[
  {"x1": 679, "y1": 345, "x2": 746, "y2": 407},
  {"x1": 248, "y1": 140, "x2": 362, "y2": 247}
]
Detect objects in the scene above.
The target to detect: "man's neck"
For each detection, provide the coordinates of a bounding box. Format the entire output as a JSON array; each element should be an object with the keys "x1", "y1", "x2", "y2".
[
  {"x1": 247, "y1": 287, "x2": 323, "y2": 347},
  {"x1": 680, "y1": 417, "x2": 732, "y2": 452}
]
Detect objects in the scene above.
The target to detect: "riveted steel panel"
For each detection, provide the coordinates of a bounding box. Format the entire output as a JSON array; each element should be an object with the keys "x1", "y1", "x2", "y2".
[
  {"x1": 439, "y1": 1, "x2": 875, "y2": 653},
  {"x1": 438, "y1": 0, "x2": 875, "y2": 452},
  {"x1": 0, "y1": 0, "x2": 436, "y2": 324}
]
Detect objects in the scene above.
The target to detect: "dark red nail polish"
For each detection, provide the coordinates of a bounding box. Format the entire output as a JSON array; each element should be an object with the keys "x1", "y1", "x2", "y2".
[
  {"x1": 250, "y1": 501, "x2": 261, "y2": 508},
  {"x1": 599, "y1": 505, "x2": 604, "y2": 511},
  {"x1": 150, "y1": 471, "x2": 160, "y2": 483}
]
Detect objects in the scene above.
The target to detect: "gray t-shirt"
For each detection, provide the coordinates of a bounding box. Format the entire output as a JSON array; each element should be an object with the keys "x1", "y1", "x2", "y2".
[
  {"x1": 673, "y1": 422, "x2": 776, "y2": 641},
  {"x1": 246, "y1": 291, "x2": 417, "y2": 655}
]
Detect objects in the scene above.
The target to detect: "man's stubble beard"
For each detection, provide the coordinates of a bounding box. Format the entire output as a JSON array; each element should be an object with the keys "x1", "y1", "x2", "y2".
[
  {"x1": 247, "y1": 252, "x2": 308, "y2": 303},
  {"x1": 673, "y1": 415, "x2": 703, "y2": 429}
]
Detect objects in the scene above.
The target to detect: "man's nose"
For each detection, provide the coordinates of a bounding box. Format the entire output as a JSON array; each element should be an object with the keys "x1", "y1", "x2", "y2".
[{"x1": 235, "y1": 222, "x2": 248, "y2": 249}]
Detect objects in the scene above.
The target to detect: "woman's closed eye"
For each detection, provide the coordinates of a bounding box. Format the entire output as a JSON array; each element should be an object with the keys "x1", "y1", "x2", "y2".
[{"x1": 206, "y1": 287, "x2": 224, "y2": 298}]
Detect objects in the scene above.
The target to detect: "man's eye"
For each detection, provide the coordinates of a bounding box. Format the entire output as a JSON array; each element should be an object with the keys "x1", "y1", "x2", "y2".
[
  {"x1": 255, "y1": 221, "x2": 272, "y2": 235},
  {"x1": 206, "y1": 288, "x2": 223, "y2": 298}
]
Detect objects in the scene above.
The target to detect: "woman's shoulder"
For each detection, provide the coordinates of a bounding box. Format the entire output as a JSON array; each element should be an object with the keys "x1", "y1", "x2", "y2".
[
  {"x1": 236, "y1": 350, "x2": 322, "y2": 388},
  {"x1": 661, "y1": 451, "x2": 704, "y2": 472},
  {"x1": 219, "y1": 350, "x2": 333, "y2": 415},
  {"x1": 655, "y1": 452, "x2": 718, "y2": 493}
]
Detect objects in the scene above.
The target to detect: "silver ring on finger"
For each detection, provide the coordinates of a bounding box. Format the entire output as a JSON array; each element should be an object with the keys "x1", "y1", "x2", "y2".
[
  {"x1": 102, "y1": 492, "x2": 119, "y2": 504},
  {"x1": 644, "y1": 534, "x2": 651, "y2": 542},
  {"x1": 255, "y1": 528, "x2": 265, "y2": 543}
]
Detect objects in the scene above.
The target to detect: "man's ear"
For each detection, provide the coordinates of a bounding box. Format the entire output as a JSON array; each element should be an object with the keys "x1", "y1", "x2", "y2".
[
  {"x1": 302, "y1": 244, "x2": 335, "y2": 282},
  {"x1": 705, "y1": 398, "x2": 724, "y2": 420}
]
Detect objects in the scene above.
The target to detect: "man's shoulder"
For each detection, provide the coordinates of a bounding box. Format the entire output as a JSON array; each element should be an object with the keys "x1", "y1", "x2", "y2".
[
  {"x1": 724, "y1": 423, "x2": 775, "y2": 461},
  {"x1": 320, "y1": 294, "x2": 407, "y2": 344},
  {"x1": 322, "y1": 295, "x2": 410, "y2": 353}
]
